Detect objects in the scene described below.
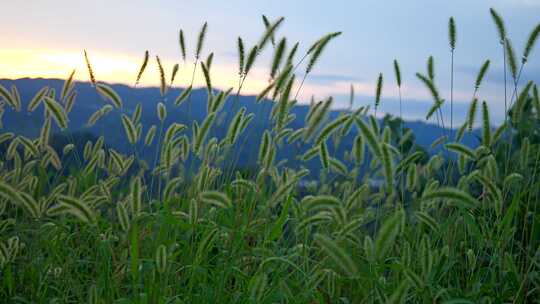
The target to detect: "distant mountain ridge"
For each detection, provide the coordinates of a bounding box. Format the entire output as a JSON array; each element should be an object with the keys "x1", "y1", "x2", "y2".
[{"x1": 0, "y1": 78, "x2": 479, "y2": 174}]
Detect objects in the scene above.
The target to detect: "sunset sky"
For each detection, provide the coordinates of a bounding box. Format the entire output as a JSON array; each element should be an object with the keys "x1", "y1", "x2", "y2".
[{"x1": 1, "y1": 0, "x2": 539, "y2": 123}]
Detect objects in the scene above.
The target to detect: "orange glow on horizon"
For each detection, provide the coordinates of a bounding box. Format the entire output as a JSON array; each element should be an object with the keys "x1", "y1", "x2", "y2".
[
  {"x1": 0, "y1": 48, "x2": 273, "y2": 96},
  {"x1": 0, "y1": 48, "x2": 372, "y2": 104},
  {"x1": 1, "y1": 47, "x2": 475, "y2": 106}
]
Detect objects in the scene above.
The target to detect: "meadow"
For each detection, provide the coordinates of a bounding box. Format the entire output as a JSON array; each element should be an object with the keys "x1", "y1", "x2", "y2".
[{"x1": 0, "y1": 8, "x2": 540, "y2": 303}]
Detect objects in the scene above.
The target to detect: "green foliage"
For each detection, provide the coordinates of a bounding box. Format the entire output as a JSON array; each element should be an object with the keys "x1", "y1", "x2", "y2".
[
  {"x1": 475, "y1": 60, "x2": 490, "y2": 90},
  {"x1": 306, "y1": 32, "x2": 342, "y2": 74},
  {"x1": 135, "y1": 50, "x2": 149, "y2": 86},
  {"x1": 375, "y1": 73, "x2": 384, "y2": 113},
  {"x1": 449, "y1": 17, "x2": 457, "y2": 50},
  {"x1": 195, "y1": 22, "x2": 208, "y2": 60},
  {"x1": 490, "y1": 8, "x2": 506, "y2": 44}
]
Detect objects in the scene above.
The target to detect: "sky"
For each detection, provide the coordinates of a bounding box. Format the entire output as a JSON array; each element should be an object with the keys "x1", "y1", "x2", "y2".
[{"x1": 1, "y1": 0, "x2": 540, "y2": 125}]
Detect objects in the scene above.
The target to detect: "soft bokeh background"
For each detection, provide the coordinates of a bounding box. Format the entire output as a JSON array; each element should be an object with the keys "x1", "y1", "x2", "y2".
[{"x1": 1, "y1": 0, "x2": 539, "y2": 124}]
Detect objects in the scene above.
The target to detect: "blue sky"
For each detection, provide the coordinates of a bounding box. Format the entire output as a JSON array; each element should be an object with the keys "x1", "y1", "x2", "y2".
[{"x1": 1, "y1": 0, "x2": 539, "y2": 124}]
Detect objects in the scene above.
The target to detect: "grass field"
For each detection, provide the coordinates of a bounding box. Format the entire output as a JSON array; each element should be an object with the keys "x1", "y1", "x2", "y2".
[{"x1": 1, "y1": 9, "x2": 540, "y2": 303}]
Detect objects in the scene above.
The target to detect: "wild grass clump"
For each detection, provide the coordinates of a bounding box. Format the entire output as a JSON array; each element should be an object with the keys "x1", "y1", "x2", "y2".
[{"x1": 0, "y1": 9, "x2": 540, "y2": 303}]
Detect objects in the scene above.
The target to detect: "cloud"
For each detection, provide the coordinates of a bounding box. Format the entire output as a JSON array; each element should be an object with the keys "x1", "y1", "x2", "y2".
[
  {"x1": 306, "y1": 73, "x2": 363, "y2": 84},
  {"x1": 456, "y1": 64, "x2": 540, "y2": 86},
  {"x1": 326, "y1": 92, "x2": 476, "y2": 124}
]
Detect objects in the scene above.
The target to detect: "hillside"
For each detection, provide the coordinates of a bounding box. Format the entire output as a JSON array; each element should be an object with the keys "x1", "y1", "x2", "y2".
[{"x1": 0, "y1": 78, "x2": 478, "y2": 174}]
